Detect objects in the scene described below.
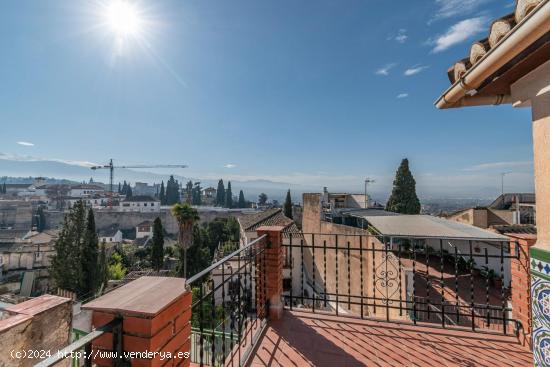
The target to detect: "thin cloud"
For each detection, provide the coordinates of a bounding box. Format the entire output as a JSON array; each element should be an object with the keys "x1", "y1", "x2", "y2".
[
  {"x1": 224, "y1": 164, "x2": 237, "y2": 169},
  {"x1": 463, "y1": 160, "x2": 533, "y2": 171},
  {"x1": 404, "y1": 65, "x2": 429, "y2": 76},
  {"x1": 431, "y1": 0, "x2": 492, "y2": 22},
  {"x1": 17, "y1": 141, "x2": 34, "y2": 147},
  {"x1": 397, "y1": 93, "x2": 409, "y2": 99},
  {"x1": 388, "y1": 29, "x2": 408, "y2": 44},
  {"x1": 430, "y1": 17, "x2": 487, "y2": 53},
  {"x1": 375, "y1": 63, "x2": 397, "y2": 76},
  {"x1": 0, "y1": 152, "x2": 97, "y2": 167}
]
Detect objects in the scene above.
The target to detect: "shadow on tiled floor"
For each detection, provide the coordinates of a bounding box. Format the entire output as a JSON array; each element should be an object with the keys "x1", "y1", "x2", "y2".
[{"x1": 247, "y1": 310, "x2": 532, "y2": 367}]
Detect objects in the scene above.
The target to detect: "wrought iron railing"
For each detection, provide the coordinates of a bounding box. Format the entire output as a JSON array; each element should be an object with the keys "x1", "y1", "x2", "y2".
[
  {"x1": 187, "y1": 234, "x2": 268, "y2": 366},
  {"x1": 283, "y1": 233, "x2": 521, "y2": 335}
]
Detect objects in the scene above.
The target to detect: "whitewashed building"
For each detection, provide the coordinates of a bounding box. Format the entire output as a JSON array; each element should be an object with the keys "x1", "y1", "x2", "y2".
[{"x1": 119, "y1": 196, "x2": 161, "y2": 213}]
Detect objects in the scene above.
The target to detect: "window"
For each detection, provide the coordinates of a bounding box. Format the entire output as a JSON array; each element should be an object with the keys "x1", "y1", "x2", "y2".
[{"x1": 144, "y1": 203, "x2": 147, "y2": 206}]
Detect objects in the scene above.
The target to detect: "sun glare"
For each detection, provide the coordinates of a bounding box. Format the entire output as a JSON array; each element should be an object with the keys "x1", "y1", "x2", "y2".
[{"x1": 105, "y1": 1, "x2": 142, "y2": 37}]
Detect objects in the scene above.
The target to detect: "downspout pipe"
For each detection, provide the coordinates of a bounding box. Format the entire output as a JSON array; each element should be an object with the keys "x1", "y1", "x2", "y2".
[{"x1": 435, "y1": 1, "x2": 550, "y2": 109}]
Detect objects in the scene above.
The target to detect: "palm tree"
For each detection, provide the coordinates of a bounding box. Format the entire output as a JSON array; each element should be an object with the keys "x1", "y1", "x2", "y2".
[{"x1": 171, "y1": 203, "x2": 200, "y2": 278}]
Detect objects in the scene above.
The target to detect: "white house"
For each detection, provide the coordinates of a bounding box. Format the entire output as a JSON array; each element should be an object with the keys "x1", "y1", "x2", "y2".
[
  {"x1": 119, "y1": 196, "x2": 160, "y2": 213},
  {"x1": 136, "y1": 220, "x2": 153, "y2": 239},
  {"x1": 68, "y1": 184, "x2": 104, "y2": 197},
  {"x1": 99, "y1": 225, "x2": 123, "y2": 244}
]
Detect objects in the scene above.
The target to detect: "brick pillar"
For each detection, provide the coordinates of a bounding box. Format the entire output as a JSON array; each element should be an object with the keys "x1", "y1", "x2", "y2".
[
  {"x1": 83, "y1": 277, "x2": 191, "y2": 367},
  {"x1": 508, "y1": 234, "x2": 536, "y2": 349},
  {"x1": 256, "y1": 226, "x2": 285, "y2": 320}
]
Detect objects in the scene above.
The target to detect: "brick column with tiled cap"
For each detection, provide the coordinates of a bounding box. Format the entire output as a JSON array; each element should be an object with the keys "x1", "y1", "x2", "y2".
[
  {"x1": 82, "y1": 276, "x2": 191, "y2": 367},
  {"x1": 511, "y1": 59, "x2": 550, "y2": 364},
  {"x1": 508, "y1": 233, "x2": 536, "y2": 349},
  {"x1": 256, "y1": 225, "x2": 285, "y2": 320}
]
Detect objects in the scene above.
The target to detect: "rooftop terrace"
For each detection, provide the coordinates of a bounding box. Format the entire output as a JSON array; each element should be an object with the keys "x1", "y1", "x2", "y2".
[{"x1": 249, "y1": 310, "x2": 532, "y2": 367}]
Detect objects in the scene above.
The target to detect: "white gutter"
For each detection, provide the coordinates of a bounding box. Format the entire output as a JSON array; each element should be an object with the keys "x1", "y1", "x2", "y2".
[{"x1": 435, "y1": 0, "x2": 550, "y2": 109}]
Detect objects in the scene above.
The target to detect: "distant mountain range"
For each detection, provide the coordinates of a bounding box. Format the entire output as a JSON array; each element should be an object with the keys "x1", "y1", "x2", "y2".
[
  {"x1": 0, "y1": 158, "x2": 311, "y2": 202},
  {"x1": 0, "y1": 157, "x2": 532, "y2": 203}
]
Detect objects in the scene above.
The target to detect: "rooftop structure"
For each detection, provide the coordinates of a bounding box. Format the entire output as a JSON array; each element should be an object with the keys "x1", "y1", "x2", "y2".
[
  {"x1": 435, "y1": 1, "x2": 549, "y2": 363},
  {"x1": 360, "y1": 214, "x2": 509, "y2": 240}
]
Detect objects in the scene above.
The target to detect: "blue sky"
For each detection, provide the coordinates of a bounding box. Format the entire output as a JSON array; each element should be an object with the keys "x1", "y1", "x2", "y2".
[{"x1": 0, "y1": 0, "x2": 535, "y2": 197}]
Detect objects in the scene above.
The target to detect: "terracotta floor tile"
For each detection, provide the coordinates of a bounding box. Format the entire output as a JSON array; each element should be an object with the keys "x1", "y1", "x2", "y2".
[{"x1": 246, "y1": 311, "x2": 532, "y2": 367}]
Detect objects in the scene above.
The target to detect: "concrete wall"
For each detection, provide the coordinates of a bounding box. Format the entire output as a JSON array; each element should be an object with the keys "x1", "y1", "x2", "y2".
[
  {"x1": 0, "y1": 295, "x2": 72, "y2": 367},
  {"x1": 301, "y1": 193, "x2": 405, "y2": 320},
  {"x1": 0, "y1": 201, "x2": 33, "y2": 230},
  {"x1": 46, "y1": 208, "x2": 253, "y2": 235}
]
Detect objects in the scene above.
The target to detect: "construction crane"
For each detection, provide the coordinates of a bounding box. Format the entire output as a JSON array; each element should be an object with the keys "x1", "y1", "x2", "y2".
[{"x1": 90, "y1": 159, "x2": 188, "y2": 207}]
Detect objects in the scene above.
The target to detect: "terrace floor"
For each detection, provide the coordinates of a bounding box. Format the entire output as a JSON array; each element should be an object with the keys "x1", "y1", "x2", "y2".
[{"x1": 246, "y1": 310, "x2": 532, "y2": 367}]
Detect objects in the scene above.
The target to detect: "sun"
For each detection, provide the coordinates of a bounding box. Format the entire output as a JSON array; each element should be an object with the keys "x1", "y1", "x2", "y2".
[{"x1": 105, "y1": 0, "x2": 142, "y2": 37}]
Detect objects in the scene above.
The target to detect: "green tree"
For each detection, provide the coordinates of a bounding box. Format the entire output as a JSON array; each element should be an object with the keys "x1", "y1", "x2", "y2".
[
  {"x1": 50, "y1": 200, "x2": 87, "y2": 294},
  {"x1": 36, "y1": 206, "x2": 46, "y2": 232},
  {"x1": 193, "y1": 182, "x2": 202, "y2": 205},
  {"x1": 99, "y1": 242, "x2": 108, "y2": 290},
  {"x1": 225, "y1": 181, "x2": 233, "y2": 208},
  {"x1": 80, "y1": 208, "x2": 100, "y2": 297},
  {"x1": 159, "y1": 181, "x2": 166, "y2": 205},
  {"x1": 216, "y1": 179, "x2": 225, "y2": 206},
  {"x1": 151, "y1": 217, "x2": 165, "y2": 271},
  {"x1": 184, "y1": 225, "x2": 211, "y2": 276},
  {"x1": 283, "y1": 189, "x2": 293, "y2": 219},
  {"x1": 238, "y1": 190, "x2": 246, "y2": 208},
  {"x1": 1, "y1": 182, "x2": 6, "y2": 194},
  {"x1": 108, "y1": 252, "x2": 127, "y2": 280},
  {"x1": 166, "y1": 176, "x2": 180, "y2": 205},
  {"x1": 258, "y1": 193, "x2": 268, "y2": 205},
  {"x1": 186, "y1": 181, "x2": 193, "y2": 204},
  {"x1": 385, "y1": 158, "x2": 421, "y2": 214},
  {"x1": 171, "y1": 203, "x2": 200, "y2": 278}
]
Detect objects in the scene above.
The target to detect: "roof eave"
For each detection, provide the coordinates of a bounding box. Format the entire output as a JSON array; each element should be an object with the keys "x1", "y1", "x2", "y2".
[{"x1": 435, "y1": 1, "x2": 550, "y2": 109}]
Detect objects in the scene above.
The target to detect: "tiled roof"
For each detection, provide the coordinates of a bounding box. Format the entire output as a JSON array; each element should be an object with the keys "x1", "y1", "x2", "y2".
[
  {"x1": 70, "y1": 184, "x2": 104, "y2": 190},
  {"x1": 493, "y1": 224, "x2": 537, "y2": 235},
  {"x1": 447, "y1": 0, "x2": 545, "y2": 85},
  {"x1": 98, "y1": 224, "x2": 120, "y2": 237},
  {"x1": 238, "y1": 208, "x2": 301, "y2": 238},
  {"x1": 123, "y1": 195, "x2": 158, "y2": 202},
  {"x1": 239, "y1": 208, "x2": 293, "y2": 231}
]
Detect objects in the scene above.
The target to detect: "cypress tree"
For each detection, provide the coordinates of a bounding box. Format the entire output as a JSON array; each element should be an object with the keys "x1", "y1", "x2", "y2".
[
  {"x1": 36, "y1": 206, "x2": 46, "y2": 232},
  {"x1": 126, "y1": 185, "x2": 133, "y2": 198},
  {"x1": 118, "y1": 182, "x2": 122, "y2": 194},
  {"x1": 159, "y1": 181, "x2": 166, "y2": 205},
  {"x1": 284, "y1": 189, "x2": 293, "y2": 219},
  {"x1": 151, "y1": 217, "x2": 165, "y2": 271},
  {"x1": 385, "y1": 158, "x2": 421, "y2": 214},
  {"x1": 165, "y1": 176, "x2": 180, "y2": 205},
  {"x1": 99, "y1": 242, "x2": 108, "y2": 290},
  {"x1": 186, "y1": 181, "x2": 193, "y2": 204},
  {"x1": 225, "y1": 182, "x2": 233, "y2": 208},
  {"x1": 216, "y1": 179, "x2": 225, "y2": 206},
  {"x1": 238, "y1": 190, "x2": 246, "y2": 208},
  {"x1": 80, "y1": 208, "x2": 100, "y2": 297},
  {"x1": 50, "y1": 200, "x2": 86, "y2": 293},
  {"x1": 193, "y1": 182, "x2": 202, "y2": 205},
  {"x1": 1, "y1": 182, "x2": 6, "y2": 194}
]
